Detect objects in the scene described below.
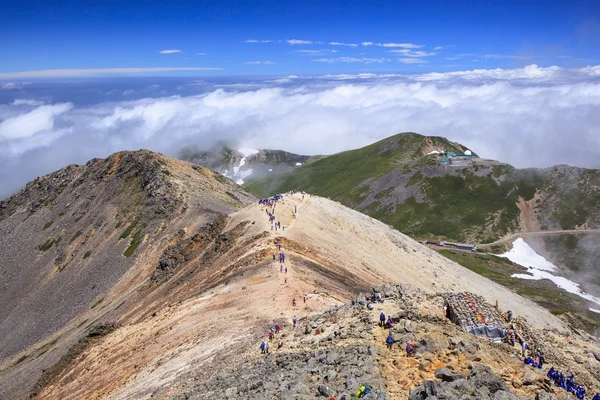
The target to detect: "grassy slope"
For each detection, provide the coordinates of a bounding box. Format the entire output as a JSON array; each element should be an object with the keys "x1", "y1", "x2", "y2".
[{"x1": 246, "y1": 132, "x2": 539, "y2": 242}]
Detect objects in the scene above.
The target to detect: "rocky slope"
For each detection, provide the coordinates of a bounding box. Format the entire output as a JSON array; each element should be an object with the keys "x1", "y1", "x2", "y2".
[
  {"x1": 1, "y1": 154, "x2": 599, "y2": 400},
  {"x1": 0, "y1": 150, "x2": 255, "y2": 398}
]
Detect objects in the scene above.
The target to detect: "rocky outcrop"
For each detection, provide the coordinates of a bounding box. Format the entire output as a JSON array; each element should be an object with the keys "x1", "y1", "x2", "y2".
[{"x1": 410, "y1": 364, "x2": 513, "y2": 400}]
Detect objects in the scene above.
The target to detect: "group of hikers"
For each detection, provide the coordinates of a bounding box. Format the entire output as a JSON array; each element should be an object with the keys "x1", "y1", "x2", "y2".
[
  {"x1": 258, "y1": 194, "x2": 282, "y2": 207},
  {"x1": 547, "y1": 367, "x2": 592, "y2": 399},
  {"x1": 523, "y1": 346, "x2": 545, "y2": 369},
  {"x1": 260, "y1": 322, "x2": 284, "y2": 354},
  {"x1": 380, "y1": 312, "x2": 415, "y2": 357}
]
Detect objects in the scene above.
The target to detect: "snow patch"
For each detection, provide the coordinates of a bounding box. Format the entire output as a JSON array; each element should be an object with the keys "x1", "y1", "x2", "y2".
[
  {"x1": 427, "y1": 150, "x2": 440, "y2": 155},
  {"x1": 268, "y1": 168, "x2": 273, "y2": 172},
  {"x1": 295, "y1": 162, "x2": 302, "y2": 166},
  {"x1": 590, "y1": 307, "x2": 600, "y2": 314},
  {"x1": 501, "y1": 238, "x2": 600, "y2": 306}
]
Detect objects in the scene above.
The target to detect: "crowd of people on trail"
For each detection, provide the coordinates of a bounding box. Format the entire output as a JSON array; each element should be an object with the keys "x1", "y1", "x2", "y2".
[
  {"x1": 547, "y1": 367, "x2": 590, "y2": 399},
  {"x1": 258, "y1": 194, "x2": 282, "y2": 207},
  {"x1": 523, "y1": 347, "x2": 545, "y2": 369}
]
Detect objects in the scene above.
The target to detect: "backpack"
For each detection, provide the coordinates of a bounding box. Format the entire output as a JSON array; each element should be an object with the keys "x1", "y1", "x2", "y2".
[
  {"x1": 380, "y1": 313, "x2": 385, "y2": 320},
  {"x1": 386, "y1": 336, "x2": 393, "y2": 344}
]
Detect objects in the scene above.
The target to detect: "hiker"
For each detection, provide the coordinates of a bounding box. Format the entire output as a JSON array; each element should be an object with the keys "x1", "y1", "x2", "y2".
[
  {"x1": 275, "y1": 322, "x2": 281, "y2": 333},
  {"x1": 406, "y1": 342, "x2": 414, "y2": 357},
  {"x1": 385, "y1": 316, "x2": 394, "y2": 328},
  {"x1": 280, "y1": 265, "x2": 283, "y2": 272},
  {"x1": 264, "y1": 342, "x2": 269, "y2": 354},
  {"x1": 593, "y1": 393, "x2": 600, "y2": 400},
  {"x1": 268, "y1": 330, "x2": 274, "y2": 341},
  {"x1": 375, "y1": 292, "x2": 382, "y2": 302},
  {"x1": 538, "y1": 353, "x2": 544, "y2": 369},
  {"x1": 303, "y1": 295, "x2": 307, "y2": 303},
  {"x1": 507, "y1": 310, "x2": 513, "y2": 322},
  {"x1": 386, "y1": 333, "x2": 393, "y2": 349},
  {"x1": 260, "y1": 341, "x2": 266, "y2": 353},
  {"x1": 379, "y1": 312, "x2": 386, "y2": 327},
  {"x1": 278, "y1": 340, "x2": 284, "y2": 349},
  {"x1": 285, "y1": 267, "x2": 288, "y2": 273},
  {"x1": 292, "y1": 298, "x2": 296, "y2": 307},
  {"x1": 522, "y1": 341, "x2": 528, "y2": 358},
  {"x1": 273, "y1": 254, "x2": 276, "y2": 261},
  {"x1": 284, "y1": 277, "x2": 287, "y2": 283},
  {"x1": 292, "y1": 315, "x2": 297, "y2": 327},
  {"x1": 355, "y1": 385, "x2": 371, "y2": 398}
]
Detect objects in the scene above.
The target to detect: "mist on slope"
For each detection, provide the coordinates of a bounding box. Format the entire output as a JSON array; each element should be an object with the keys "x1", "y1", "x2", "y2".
[{"x1": 1, "y1": 64, "x2": 600, "y2": 198}]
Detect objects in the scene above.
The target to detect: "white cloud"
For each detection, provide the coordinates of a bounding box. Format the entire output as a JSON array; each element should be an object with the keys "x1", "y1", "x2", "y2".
[
  {"x1": 159, "y1": 49, "x2": 182, "y2": 54},
  {"x1": 433, "y1": 45, "x2": 455, "y2": 51},
  {"x1": 2, "y1": 64, "x2": 600, "y2": 199},
  {"x1": 312, "y1": 57, "x2": 389, "y2": 64},
  {"x1": 12, "y1": 99, "x2": 45, "y2": 106},
  {"x1": 244, "y1": 39, "x2": 273, "y2": 43},
  {"x1": 0, "y1": 103, "x2": 72, "y2": 140},
  {"x1": 398, "y1": 58, "x2": 428, "y2": 64},
  {"x1": 329, "y1": 42, "x2": 358, "y2": 47},
  {"x1": 244, "y1": 61, "x2": 275, "y2": 65},
  {"x1": 295, "y1": 49, "x2": 337, "y2": 56},
  {"x1": 0, "y1": 67, "x2": 222, "y2": 79},
  {"x1": 377, "y1": 43, "x2": 423, "y2": 49},
  {"x1": 389, "y1": 50, "x2": 436, "y2": 57},
  {"x1": 1, "y1": 82, "x2": 30, "y2": 90},
  {"x1": 361, "y1": 42, "x2": 374, "y2": 46},
  {"x1": 287, "y1": 39, "x2": 313, "y2": 45},
  {"x1": 483, "y1": 54, "x2": 533, "y2": 60}
]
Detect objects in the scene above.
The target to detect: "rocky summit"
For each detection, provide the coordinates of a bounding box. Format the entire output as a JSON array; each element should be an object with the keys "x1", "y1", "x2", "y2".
[{"x1": 0, "y1": 151, "x2": 599, "y2": 400}]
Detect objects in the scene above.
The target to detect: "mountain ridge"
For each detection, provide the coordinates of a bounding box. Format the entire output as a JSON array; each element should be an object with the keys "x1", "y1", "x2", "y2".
[{"x1": 1, "y1": 149, "x2": 599, "y2": 400}]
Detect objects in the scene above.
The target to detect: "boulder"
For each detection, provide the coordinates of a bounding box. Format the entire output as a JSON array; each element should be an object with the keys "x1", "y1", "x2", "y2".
[
  {"x1": 317, "y1": 384, "x2": 330, "y2": 397},
  {"x1": 493, "y1": 390, "x2": 519, "y2": 400},
  {"x1": 536, "y1": 392, "x2": 558, "y2": 400},
  {"x1": 404, "y1": 320, "x2": 415, "y2": 333},
  {"x1": 469, "y1": 365, "x2": 509, "y2": 393},
  {"x1": 434, "y1": 367, "x2": 465, "y2": 382},
  {"x1": 458, "y1": 339, "x2": 480, "y2": 355},
  {"x1": 392, "y1": 333, "x2": 415, "y2": 344},
  {"x1": 414, "y1": 337, "x2": 448, "y2": 354},
  {"x1": 522, "y1": 369, "x2": 538, "y2": 385}
]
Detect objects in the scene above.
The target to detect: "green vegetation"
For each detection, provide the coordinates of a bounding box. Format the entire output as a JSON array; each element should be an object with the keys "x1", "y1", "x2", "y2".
[
  {"x1": 39, "y1": 236, "x2": 61, "y2": 251},
  {"x1": 76, "y1": 319, "x2": 89, "y2": 328},
  {"x1": 245, "y1": 132, "x2": 600, "y2": 244},
  {"x1": 123, "y1": 228, "x2": 144, "y2": 257},
  {"x1": 69, "y1": 230, "x2": 83, "y2": 244},
  {"x1": 90, "y1": 297, "x2": 104, "y2": 309},
  {"x1": 43, "y1": 220, "x2": 54, "y2": 230},
  {"x1": 15, "y1": 355, "x2": 27, "y2": 365},
  {"x1": 115, "y1": 221, "x2": 123, "y2": 229},
  {"x1": 58, "y1": 211, "x2": 66, "y2": 217},
  {"x1": 83, "y1": 250, "x2": 92, "y2": 259},
  {"x1": 119, "y1": 220, "x2": 139, "y2": 239}
]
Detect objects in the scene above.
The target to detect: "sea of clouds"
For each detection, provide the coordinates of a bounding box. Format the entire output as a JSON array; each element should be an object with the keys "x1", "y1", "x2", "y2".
[{"x1": 1, "y1": 64, "x2": 600, "y2": 198}]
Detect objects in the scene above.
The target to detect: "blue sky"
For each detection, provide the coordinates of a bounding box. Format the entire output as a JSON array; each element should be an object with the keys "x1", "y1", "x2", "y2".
[{"x1": 1, "y1": 0, "x2": 599, "y2": 77}]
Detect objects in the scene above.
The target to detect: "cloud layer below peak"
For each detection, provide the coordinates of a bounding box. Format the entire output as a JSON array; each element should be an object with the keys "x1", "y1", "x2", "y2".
[{"x1": 1, "y1": 64, "x2": 600, "y2": 198}]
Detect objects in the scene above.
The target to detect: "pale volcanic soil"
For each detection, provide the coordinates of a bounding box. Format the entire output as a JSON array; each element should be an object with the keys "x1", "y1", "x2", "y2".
[{"x1": 37, "y1": 193, "x2": 570, "y2": 399}]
